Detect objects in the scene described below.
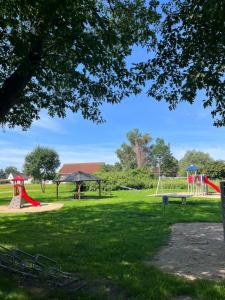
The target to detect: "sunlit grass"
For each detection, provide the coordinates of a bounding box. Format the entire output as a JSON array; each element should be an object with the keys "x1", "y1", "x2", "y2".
[{"x1": 0, "y1": 183, "x2": 224, "y2": 299}]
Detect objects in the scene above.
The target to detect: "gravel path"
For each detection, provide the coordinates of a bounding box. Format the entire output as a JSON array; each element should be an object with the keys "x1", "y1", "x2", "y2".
[{"x1": 151, "y1": 223, "x2": 225, "y2": 280}]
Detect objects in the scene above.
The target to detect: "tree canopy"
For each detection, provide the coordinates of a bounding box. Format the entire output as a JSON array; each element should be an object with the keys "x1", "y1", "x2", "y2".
[
  {"x1": 127, "y1": 129, "x2": 152, "y2": 168},
  {"x1": 0, "y1": 0, "x2": 159, "y2": 129},
  {"x1": 1, "y1": 0, "x2": 223, "y2": 128},
  {"x1": 23, "y1": 146, "x2": 60, "y2": 191},
  {"x1": 4, "y1": 166, "x2": 18, "y2": 175},
  {"x1": 116, "y1": 143, "x2": 137, "y2": 170},
  {"x1": 146, "y1": 0, "x2": 225, "y2": 126},
  {"x1": 0, "y1": 169, "x2": 6, "y2": 179},
  {"x1": 178, "y1": 150, "x2": 214, "y2": 176},
  {"x1": 201, "y1": 160, "x2": 225, "y2": 179},
  {"x1": 116, "y1": 129, "x2": 152, "y2": 169},
  {"x1": 150, "y1": 138, "x2": 178, "y2": 176}
]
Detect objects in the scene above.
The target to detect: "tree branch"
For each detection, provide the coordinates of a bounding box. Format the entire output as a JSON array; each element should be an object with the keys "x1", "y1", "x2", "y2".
[
  {"x1": 0, "y1": 39, "x2": 43, "y2": 120},
  {"x1": 0, "y1": 4, "x2": 60, "y2": 121}
]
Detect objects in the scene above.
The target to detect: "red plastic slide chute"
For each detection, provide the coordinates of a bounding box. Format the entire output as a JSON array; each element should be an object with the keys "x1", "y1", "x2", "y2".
[
  {"x1": 204, "y1": 176, "x2": 221, "y2": 193},
  {"x1": 21, "y1": 187, "x2": 40, "y2": 206}
]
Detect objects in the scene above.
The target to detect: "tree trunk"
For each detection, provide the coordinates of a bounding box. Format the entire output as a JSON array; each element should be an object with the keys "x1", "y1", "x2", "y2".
[
  {"x1": 0, "y1": 40, "x2": 43, "y2": 120},
  {"x1": 0, "y1": 5, "x2": 64, "y2": 121},
  {"x1": 40, "y1": 180, "x2": 45, "y2": 193},
  {"x1": 134, "y1": 141, "x2": 145, "y2": 168}
]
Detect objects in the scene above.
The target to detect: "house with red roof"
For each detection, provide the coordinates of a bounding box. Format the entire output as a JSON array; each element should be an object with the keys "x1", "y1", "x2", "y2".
[{"x1": 59, "y1": 162, "x2": 104, "y2": 180}]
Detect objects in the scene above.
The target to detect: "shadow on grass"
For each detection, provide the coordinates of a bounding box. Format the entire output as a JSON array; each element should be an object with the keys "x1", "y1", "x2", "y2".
[
  {"x1": 0, "y1": 190, "x2": 116, "y2": 206},
  {"x1": 0, "y1": 198, "x2": 223, "y2": 299}
]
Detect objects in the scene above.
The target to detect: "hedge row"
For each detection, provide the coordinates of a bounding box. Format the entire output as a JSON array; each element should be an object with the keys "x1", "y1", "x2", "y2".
[{"x1": 85, "y1": 169, "x2": 188, "y2": 192}]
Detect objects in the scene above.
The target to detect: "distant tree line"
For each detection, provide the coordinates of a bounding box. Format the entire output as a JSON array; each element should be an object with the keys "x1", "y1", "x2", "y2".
[
  {"x1": 0, "y1": 166, "x2": 19, "y2": 179},
  {"x1": 1, "y1": 130, "x2": 225, "y2": 192},
  {"x1": 115, "y1": 128, "x2": 178, "y2": 177},
  {"x1": 23, "y1": 146, "x2": 60, "y2": 192},
  {"x1": 103, "y1": 129, "x2": 225, "y2": 179},
  {"x1": 178, "y1": 150, "x2": 225, "y2": 179},
  {"x1": 0, "y1": 146, "x2": 60, "y2": 192}
]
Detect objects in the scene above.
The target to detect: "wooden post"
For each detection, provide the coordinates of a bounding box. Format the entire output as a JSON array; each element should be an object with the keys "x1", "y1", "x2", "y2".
[
  {"x1": 79, "y1": 182, "x2": 81, "y2": 200},
  {"x1": 74, "y1": 183, "x2": 77, "y2": 199},
  {"x1": 220, "y1": 182, "x2": 225, "y2": 243},
  {"x1": 98, "y1": 181, "x2": 101, "y2": 197},
  {"x1": 77, "y1": 182, "x2": 81, "y2": 200},
  {"x1": 56, "y1": 182, "x2": 60, "y2": 200}
]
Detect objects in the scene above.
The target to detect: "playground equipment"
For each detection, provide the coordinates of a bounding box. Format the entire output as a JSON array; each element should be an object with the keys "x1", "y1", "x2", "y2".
[
  {"x1": 204, "y1": 175, "x2": 221, "y2": 193},
  {"x1": 155, "y1": 176, "x2": 187, "y2": 195},
  {"x1": 9, "y1": 175, "x2": 40, "y2": 208},
  {"x1": 0, "y1": 245, "x2": 85, "y2": 290},
  {"x1": 187, "y1": 165, "x2": 221, "y2": 195},
  {"x1": 187, "y1": 165, "x2": 206, "y2": 194},
  {"x1": 155, "y1": 165, "x2": 221, "y2": 196}
]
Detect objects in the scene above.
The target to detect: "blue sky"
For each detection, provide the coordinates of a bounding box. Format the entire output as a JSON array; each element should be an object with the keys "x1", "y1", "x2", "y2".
[
  {"x1": 1, "y1": 46, "x2": 225, "y2": 171},
  {"x1": 1, "y1": 92, "x2": 225, "y2": 172}
]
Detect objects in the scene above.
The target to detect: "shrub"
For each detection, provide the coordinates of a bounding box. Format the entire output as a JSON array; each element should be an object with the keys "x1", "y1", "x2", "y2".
[
  {"x1": 0, "y1": 180, "x2": 10, "y2": 185},
  {"x1": 85, "y1": 169, "x2": 190, "y2": 193},
  {"x1": 85, "y1": 168, "x2": 156, "y2": 192}
]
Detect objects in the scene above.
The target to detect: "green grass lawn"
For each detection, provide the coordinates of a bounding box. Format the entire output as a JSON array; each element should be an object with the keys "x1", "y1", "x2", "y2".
[{"x1": 0, "y1": 183, "x2": 224, "y2": 299}]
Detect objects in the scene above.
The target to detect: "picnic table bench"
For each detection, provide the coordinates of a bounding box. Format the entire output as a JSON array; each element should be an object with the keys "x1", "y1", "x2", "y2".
[{"x1": 155, "y1": 193, "x2": 193, "y2": 205}]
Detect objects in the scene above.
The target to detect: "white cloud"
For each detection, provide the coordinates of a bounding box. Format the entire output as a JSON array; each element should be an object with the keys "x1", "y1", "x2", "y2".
[
  {"x1": 0, "y1": 147, "x2": 30, "y2": 170},
  {"x1": 1, "y1": 126, "x2": 30, "y2": 136},
  {"x1": 0, "y1": 109, "x2": 65, "y2": 135},
  {"x1": 32, "y1": 115, "x2": 65, "y2": 134},
  {"x1": 58, "y1": 144, "x2": 118, "y2": 166},
  {"x1": 0, "y1": 143, "x2": 118, "y2": 171},
  {"x1": 1, "y1": 140, "x2": 225, "y2": 172},
  {"x1": 201, "y1": 147, "x2": 225, "y2": 160}
]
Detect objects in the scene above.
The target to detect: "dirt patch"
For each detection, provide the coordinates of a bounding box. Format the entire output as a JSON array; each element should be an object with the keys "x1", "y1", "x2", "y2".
[
  {"x1": 150, "y1": 223, "x2": 225, "y2": 281},
  {"x1": 0, "y1": 203, "x2": 64, "y2": 213}
]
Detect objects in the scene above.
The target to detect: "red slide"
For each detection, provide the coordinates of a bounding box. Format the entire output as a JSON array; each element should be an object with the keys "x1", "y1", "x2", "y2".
[
  {"x1": 21, "y1": 187, "x2": 40, "y2": 206},
  {"x1": 204, "y1": 176, "x2": 221, "y2": 193}
]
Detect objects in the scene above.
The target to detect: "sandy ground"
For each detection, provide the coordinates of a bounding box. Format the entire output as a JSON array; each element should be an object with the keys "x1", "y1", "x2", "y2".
[
  {"x1": 150, "y1": 223, "x2": 225, "y2": 281},
  {"x1": 0, "y1": 203, "x2": 64, "y2": 213},
  {"x1": 180, "y1": 192, "x2": 220, "y2": 199},
  {"x1": 192, "y1": 194, "x2": 220, "y2": 199}
]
